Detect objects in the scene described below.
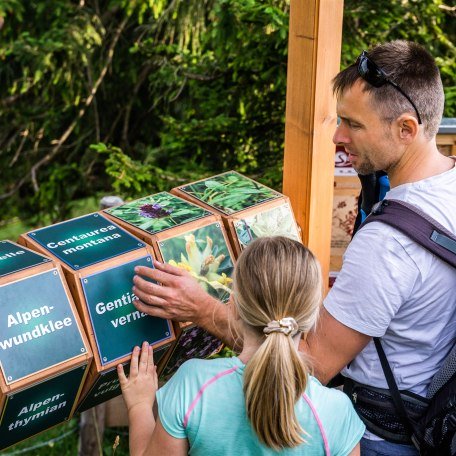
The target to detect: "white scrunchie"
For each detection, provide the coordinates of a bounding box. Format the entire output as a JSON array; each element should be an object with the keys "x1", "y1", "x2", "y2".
[{"x1": 263, "y1": 317, "x2": 299, "y2": 337}]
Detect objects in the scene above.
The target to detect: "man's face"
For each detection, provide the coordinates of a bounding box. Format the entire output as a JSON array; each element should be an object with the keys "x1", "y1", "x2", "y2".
[{"x1": 333, "y1": 80, "x2": 399, "y2": 175}]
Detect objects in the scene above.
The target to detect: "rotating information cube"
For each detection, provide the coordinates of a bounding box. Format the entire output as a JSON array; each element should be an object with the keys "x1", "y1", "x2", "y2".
[
  {"x1": 103, "y1": 192, "x2": 235, "y2": 380},
  {"x1": 17, "y1": 213, "x2": 175, "y2": 411},
  {"x1": 0, "y1": 241, "x2": 92, "y2": 450},
  {"x1": 171, "y1": 171, "x2": 301, "y2": 257}
]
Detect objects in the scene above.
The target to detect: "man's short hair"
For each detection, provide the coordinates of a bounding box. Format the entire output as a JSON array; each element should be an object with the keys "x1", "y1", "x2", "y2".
[{"x1": 333, "y1": 40, "x2": 444, "y2": 139}]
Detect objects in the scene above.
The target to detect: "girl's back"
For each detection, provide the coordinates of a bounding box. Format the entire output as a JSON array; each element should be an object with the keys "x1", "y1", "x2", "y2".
[{"x1": 157, "y1": 357, "x2": 364, "y2": 455}]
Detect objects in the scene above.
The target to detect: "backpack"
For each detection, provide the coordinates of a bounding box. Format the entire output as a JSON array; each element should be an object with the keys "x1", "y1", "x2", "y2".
[{"x1": 361, "y1": 198, "x2": 456, "y2": 455}]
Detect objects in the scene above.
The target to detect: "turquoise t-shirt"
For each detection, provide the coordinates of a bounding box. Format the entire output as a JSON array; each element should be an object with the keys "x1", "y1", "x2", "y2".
[{"x1": 156, "y1": 357, "x2": 365, "y2": 455}]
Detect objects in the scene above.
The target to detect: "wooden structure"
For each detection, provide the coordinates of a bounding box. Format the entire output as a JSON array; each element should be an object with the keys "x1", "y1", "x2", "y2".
[{"x1": 283, "y1": 0, "x2": 344, "y2": 289}]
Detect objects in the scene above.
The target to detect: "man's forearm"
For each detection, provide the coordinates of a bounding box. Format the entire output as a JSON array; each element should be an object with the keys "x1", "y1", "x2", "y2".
[{"x1": 195, "y1": 295, "x2": 243, "y2": 351}]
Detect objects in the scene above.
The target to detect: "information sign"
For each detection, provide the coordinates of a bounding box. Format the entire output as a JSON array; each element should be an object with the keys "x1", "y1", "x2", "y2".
[
  {"x1": 0, "y1": 269, "x2": 86, "y2": 383},
  {"x1": 0, "y1": 365, "x2": 86, "y2": 451},
  {"x1": 82, "y1": 256, "x2": 172, "y2": 365},
  {"x1": 27, "y1": 214, "x2": 145, "y2": 270},
  {"x1": 0, "y1": 241, "x2": 50, "y2": 278},
  {"x1": 76, "y1": 366, "x2": 126, "y2": 413}
]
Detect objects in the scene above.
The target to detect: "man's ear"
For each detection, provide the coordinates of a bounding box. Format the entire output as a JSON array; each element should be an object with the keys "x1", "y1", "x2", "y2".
[{"x1": 395, "y1": 114, "x2": 419, "y2": 143}]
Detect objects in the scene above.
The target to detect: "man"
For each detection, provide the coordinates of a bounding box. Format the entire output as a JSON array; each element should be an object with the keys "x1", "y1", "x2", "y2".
[{"x1": 131, "y1": 41, "x2": 456, "y2": 455}]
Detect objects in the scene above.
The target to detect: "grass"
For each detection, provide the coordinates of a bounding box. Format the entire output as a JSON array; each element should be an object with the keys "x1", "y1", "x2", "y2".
[
  {"x1": 0, "y1": 196, "x2": 101, "y2": 242},
  {"x1": 2, "y1": 418, "x2": 130, "y2": 456}
]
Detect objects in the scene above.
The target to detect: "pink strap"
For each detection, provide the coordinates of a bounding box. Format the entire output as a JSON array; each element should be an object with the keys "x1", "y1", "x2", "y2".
[
  {"x1": 183, "y1": 366, "x2": 240, "y2": 429},
  {"x1": 302, "y1": 393, "x2": 331, "y2": 456}
]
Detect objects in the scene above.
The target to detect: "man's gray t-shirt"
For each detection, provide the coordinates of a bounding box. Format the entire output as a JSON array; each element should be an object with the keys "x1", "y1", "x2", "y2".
[{"x1": 324, "y1": 163, "x2": 456, "y2": 396}]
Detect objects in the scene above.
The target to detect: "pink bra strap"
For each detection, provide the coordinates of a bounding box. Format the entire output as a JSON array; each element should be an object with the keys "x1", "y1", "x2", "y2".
[
  {"x1": 302, "y1": 393, "x2": 331, "y2": 456},
  {"x1": 183, "y1": 366, "x2": 240, "y2": 429}
]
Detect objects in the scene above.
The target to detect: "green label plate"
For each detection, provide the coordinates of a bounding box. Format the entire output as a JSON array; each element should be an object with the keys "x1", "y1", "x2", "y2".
[
  {"x1": 0, "y1": 365, "x2": 86, "y2": 451},
  {"x1": 82, "y1": 256, "x2": 172, "y2": 365},
  {"x1": 27, "y1": 214, "x2": 145, "y2": 270},
  {"x1": 178, "y1": 171, "x2": 281, "y2": 215},
  {"x1": 76, "y1": 365, "x2": 127, "y2": 413},
  {"x1": 0, "y1": 269, "x2": 87, "y2": 384},
  {"x1": 0, "y1": 241, "x2": 51, "y2": 278},
  {"x1": 105, "y1": 192, "x2": 212, "y2": 234}
]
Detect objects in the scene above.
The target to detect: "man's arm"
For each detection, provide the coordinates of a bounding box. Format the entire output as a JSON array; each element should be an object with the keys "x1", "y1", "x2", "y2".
[
  {"x1": 131, "y1": 260, "x2": 242, "y2": 349},
  {"x1": 303, "y1": 307, "x2": 371, "y2": 385}
]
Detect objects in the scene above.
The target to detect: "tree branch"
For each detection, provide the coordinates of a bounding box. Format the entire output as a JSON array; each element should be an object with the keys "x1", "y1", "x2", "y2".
[{"x1": 0, "y1": 12, "x2": 132, "y2": 201}]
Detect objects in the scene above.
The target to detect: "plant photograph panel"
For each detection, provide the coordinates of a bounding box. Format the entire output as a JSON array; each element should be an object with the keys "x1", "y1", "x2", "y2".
[
  {"x1": 158, "y1": 223, "x2": 234, "y2": 303},
  {"x1": 105, "y1": 192, "x2": 210, "y2": 234},
  {"x1": 235, "y1": 204, "x2": 301, "y2": 249},
  {"x1": 180, "y1": 171, "x2": 281, "y2": 215}
]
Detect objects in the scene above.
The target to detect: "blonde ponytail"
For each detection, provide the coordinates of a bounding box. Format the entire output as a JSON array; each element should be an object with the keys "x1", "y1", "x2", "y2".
[{"x1": 233, "y1": 237, "x2": 322, "y2": 450}]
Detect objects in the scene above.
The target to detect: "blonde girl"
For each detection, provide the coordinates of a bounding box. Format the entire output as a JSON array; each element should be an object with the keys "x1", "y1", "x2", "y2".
[{"x1": 119, "y1": 236, "x2": 365, "y2": 455}]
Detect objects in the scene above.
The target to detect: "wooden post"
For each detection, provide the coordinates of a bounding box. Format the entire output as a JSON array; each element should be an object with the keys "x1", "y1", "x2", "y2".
[{"x1": 283, "y1": 0, "x2": 344, "y2": 290}]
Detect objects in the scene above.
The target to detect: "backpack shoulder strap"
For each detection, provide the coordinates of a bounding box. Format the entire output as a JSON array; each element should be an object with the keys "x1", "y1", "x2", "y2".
[{"x1": 360, "y1": 199, "x2": 456, "y2": 268}]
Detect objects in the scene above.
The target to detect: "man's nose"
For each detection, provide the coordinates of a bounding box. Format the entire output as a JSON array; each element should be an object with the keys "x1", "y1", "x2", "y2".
[{"x1": 333, "y1": 124, "x2": 350, "y2": 145}]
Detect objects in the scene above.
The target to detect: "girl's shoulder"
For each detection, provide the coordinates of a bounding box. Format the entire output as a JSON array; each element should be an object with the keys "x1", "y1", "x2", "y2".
[
  {"x1": 305, "y1": 376, "x2": 353, "y2": 410},
  {"x1": 171, "y1": 356, "x2": 244, "y2": 386}
]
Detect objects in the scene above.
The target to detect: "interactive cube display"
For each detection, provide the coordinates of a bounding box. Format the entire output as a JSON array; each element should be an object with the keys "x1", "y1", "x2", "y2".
[
  {"x1": 17, "y1": 214, "x2": 175, "y2": 411},
  {"x1": 171, "y1": 171, "x2": 301, "y2": 257},
  {"x1": 103, "y1": 193, "x2": 235, "y2": 380},
  {"x1": 0, "y1": 241, "x2": 91, "y2": 450}
]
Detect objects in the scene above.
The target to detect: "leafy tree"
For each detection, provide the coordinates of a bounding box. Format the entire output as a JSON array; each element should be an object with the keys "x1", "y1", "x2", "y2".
[{"x1": 0, "y1": 0, "x2": 454, "y2": 229}]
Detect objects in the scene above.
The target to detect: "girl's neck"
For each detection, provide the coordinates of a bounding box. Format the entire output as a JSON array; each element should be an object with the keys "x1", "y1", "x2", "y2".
[{"x1": 238, "y1": 324, "x2": 302, "y2": 364}]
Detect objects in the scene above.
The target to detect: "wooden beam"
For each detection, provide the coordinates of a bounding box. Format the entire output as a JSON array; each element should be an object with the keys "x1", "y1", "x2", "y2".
[{"x1": 283, "y1": 0, "x2": 344, "y2": 290}]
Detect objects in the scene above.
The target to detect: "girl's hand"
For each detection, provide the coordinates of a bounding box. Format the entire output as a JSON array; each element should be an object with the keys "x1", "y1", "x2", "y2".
[{"x1": 118, "y1": 341, "x2": 158, "y2": 413}]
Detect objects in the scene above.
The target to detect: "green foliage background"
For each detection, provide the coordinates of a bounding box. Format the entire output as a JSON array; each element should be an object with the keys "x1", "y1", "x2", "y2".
[{"x1": 0, "y1": 0, "x2": 454, "y2": 230}]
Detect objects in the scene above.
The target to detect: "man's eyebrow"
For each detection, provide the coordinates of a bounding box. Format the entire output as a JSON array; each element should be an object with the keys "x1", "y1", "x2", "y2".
[{"x1": 338, "y1": 115, "x2": 364, "y2": 126}]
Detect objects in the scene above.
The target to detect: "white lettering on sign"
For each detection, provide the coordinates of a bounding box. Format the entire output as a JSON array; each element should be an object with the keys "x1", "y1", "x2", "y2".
[
  {"x1": 0, "y1": 250, "x2": 25, "y2": 261},
  {"x1": 95, "y1": 292, "x2": 136, "y2": 315},
  {"x1": 94, "y1": 379, "x2": 120, "y2": 398},
  {"x1": 7, "y1": 306, "x2": 54, "y2": 327},
  {"x1": 111, "y1": 310, "x2": 147, "y2": 328},
  {"x1": 46, "y1": 225, "x2": 118, "y2": 252},
  {"x1": 9, "y1": 394, "x2": 66, "y2": 430},
  {"x1": 0, "y1": 318, "x2": 73, "y2": 350}
]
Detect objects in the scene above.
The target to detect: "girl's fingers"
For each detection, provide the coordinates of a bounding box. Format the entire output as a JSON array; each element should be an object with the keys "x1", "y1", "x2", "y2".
[
  {"x1": 117, "y1": 364, "x2": 127, "y2": 387},
  {"x1": 146, "y1": 346, "x2": 156, "y2": 376},
  {"x1": 139, "y1": 341, "x2": 149, "y2": 372},
  {"x1": 130, "y1": 345, "x2": 140, "y2": 377}
]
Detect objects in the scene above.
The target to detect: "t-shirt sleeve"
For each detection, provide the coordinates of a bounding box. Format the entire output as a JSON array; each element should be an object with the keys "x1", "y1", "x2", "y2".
[
  {"x1": 156, "y1": 361, "x2": 195, "y2": 439},
  {"x1": 323, "y1": 389, "x2": 365, "y2": 456},
  {"x1": 324, "y1": 223, "x2": 420, "y2": 337}
]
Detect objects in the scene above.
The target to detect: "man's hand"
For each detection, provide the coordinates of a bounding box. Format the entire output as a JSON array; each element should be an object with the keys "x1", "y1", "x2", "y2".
[
  {"x1": 131, "y1": 260, "x2": 239, "y2": 348},
  {"x1": 118, "y1": 342, "x2": 157, "y2": 414},
  {"x1": 132, "y1": 260, "x2": 217, "y2": 325}
]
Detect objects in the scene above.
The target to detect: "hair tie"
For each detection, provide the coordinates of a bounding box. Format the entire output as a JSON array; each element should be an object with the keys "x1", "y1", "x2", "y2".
[{"x1": 263, "y1": 317, "x2": 299, "y2": 337}]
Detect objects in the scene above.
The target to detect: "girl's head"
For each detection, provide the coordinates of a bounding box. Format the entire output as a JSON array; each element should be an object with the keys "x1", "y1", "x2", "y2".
[{"x1": 232, "y1": 236, "x2": 322, "y2": 450}]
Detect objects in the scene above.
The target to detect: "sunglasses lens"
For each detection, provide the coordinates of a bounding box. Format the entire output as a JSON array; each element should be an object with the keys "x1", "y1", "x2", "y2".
[{"x1": 358, "y1": 54, "x2": 386, "y2": 88}]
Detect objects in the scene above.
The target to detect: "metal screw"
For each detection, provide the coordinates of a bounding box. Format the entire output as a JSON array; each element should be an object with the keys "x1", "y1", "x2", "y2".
[
  {"x1": 103, "y1": 357, "x2": 107, "y2": 362},
  {"x1": 83, "y1": 279, "x2": 88, "y2": 284},
  {"x1": 81, "y1": 348, "x2": 85, "y2": 352},
  {"x1": 216, "y1": 223, "x2": 220, "y2": 228},
  {"x1": 165, "y1": 332, "x2": 169, "y2": 336},
  {"x1": 7, "y1": 376, "x2": 12, "y2": 381}
]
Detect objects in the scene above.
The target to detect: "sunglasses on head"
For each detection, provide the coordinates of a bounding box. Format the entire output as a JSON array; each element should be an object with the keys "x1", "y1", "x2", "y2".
[{"x1": 356, "y1": 50, "x2": 422, "y2": 124}]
